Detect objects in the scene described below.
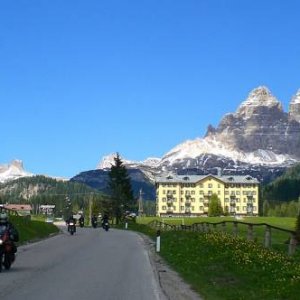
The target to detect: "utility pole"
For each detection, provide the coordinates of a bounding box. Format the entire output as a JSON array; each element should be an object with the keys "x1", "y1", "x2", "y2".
[
  {"x1": 89, "y1": 195, "x2": 93, "y2": 226},
  {"x1": 138, "y1": 189, "x2": 144, "y2": 217}
]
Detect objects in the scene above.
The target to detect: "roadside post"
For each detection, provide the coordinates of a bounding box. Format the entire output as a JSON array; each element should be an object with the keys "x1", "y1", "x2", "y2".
[
  {"x1": 156, "y1": 230, "x2": 161, "y2": 252},
  {"x1": 125, "y1": 221, "x2": 128, "y2": 229}
]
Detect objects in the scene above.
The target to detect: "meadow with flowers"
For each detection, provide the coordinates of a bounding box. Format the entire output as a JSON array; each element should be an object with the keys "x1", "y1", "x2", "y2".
[{"x1": 126, "y1": 217, "x2": 300, "y2": 299}]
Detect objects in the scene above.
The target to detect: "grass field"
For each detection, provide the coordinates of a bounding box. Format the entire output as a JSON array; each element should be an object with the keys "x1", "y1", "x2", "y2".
[
  {"x1": 136, "y1": 216, "x2": 297, "y2": 230},
  {"x1": 9, "y1": 215, "x2": 59, "y2": 245},
  {"x1": 125, "y1": 217, "x2": 300, "y2": 299}
]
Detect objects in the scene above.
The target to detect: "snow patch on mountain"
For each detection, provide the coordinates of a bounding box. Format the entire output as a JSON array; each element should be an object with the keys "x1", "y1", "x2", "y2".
[
  {"x1": 291, "y1": 89, "x2": 300, "y2": 104},
  {"x1": 97, "y1": 153, "x2": 161, "y2": 169},
  {"x1": 161, "y1": 136, "x2": 296, "y2": 166},
  {"x1": 0, "y1": 160, "x2": 33, "y2": 183}
]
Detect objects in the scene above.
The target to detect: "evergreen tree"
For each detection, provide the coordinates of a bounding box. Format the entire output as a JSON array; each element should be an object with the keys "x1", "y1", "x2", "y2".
[
  {"x1": 108, "y1": 153, "x2": 134, "y2": 224},
  {"x1": 262, "y1": 200, "x2": 270, "y2": 216},
  {"x1": 208, "y1": 194, "x2": 223, "y2": 216},
  {"x1": 295, "y1": 213, "x2": 300, "y2": 243}
]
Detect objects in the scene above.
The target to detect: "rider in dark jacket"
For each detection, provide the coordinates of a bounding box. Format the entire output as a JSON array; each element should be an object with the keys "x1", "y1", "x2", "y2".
[
  {"x1": 101, "y1": 214, "x2": 109, "y2": 229},
  {"x1": 0, "y1": 212, "x2": 19, "y2": 254},
  {"x1": 91, "y1": 215, "x2": 97, "y2": 228},
  {"x1": 79, "y1": 214, "x2": 84, "y2": 227},
  {"x1": 67, "y1": 214, "x2": 76, "y2": 232}
]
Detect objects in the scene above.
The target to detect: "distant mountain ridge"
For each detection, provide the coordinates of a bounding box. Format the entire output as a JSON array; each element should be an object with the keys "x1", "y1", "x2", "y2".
[
  {"x1": 3, "y1": 86, "x2": 300, "y2": 200},
  {"x1": 96, "y1": 86, "x2": 300, "y2": 184}
]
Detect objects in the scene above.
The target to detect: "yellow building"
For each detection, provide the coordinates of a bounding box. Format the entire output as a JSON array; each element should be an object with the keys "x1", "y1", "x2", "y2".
[{"x1": 155, "y1": 174, "x2": 259, "y2": 217}]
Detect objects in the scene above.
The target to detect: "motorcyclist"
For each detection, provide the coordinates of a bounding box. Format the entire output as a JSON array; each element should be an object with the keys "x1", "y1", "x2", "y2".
[
  {"x1": 91, "y1": 214, "x2": 97, "y2": 228},
  {"x1": 67, "y1": 214, "x2": 76, "y2": 232},
  {"x1": 79, "y1": 214, "x2": 84, "y2": 227},
  {"x1": 101, "y1": 214, "x2": 109, "y2": 229},
  {"x1": 0, "y1": 212, "x2": 19, "y2": 257}
]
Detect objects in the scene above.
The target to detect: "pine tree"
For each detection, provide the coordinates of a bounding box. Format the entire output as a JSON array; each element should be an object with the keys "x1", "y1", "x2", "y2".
[
  {"x1": 208, "y1": 194, "x2": 223, "y2": 216},
  {"x1": 108, "y1": 153, "x2": 134, "y2": 224},
  {"x1": 295, "y1": 213, "x2": 300, "y2": 243}
]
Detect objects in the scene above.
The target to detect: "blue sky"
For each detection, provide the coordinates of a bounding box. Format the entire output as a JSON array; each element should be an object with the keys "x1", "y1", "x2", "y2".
[{"x1": 1, "y1": 0, "x2": 300, "y2": 178}]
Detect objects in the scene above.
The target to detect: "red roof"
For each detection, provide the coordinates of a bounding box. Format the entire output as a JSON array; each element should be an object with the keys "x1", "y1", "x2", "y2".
[{"x1": 4, "y1": 204, "x2": 32, "y2": 211}]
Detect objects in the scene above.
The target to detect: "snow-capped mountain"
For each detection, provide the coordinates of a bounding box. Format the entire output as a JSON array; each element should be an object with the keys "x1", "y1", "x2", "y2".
[
  {"x1": 0, "y1": 160, "x2": 33, "y2": 183},
  {"x1": 97, "y1": 86, "x2": 300, "y2": 183},
  {"x1": 97, "y1": 153, "x2": 161, "y2": 169}
]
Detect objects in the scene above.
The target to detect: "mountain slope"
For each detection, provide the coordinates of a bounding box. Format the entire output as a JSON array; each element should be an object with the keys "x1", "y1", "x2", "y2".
[{"x1": 96, "y1": 86, "x2": 300, "y2": 185}]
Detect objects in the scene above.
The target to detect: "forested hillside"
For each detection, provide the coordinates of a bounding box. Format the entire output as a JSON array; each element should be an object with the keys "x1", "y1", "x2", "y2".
[
  {"x1": 0, "y1": 175, "x2": 106, "y2": 217},
  {"x1": 262, "y1": 163, "x2": 300, "y2": 202}
]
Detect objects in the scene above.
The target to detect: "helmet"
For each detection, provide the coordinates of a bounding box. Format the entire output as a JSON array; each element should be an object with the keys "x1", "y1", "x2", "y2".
[{"x1": 0, "y1": 212, "x2": 8, "y2": 224}]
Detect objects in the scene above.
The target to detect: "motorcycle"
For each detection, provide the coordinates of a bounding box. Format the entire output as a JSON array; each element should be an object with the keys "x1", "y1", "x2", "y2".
[
  {"x1": 68, "y1": 222, "x2": 76, "y2": 235},
  {"x1": 0, "y1": 226, "x2": 15, "y2": 272},
  {"x1": 79, "y1": 219, "x2": 84, "y2": 228},
  {"x1": 102, "y1": 221, "x2": 109, "y2": 232},
  {"x1": 92, "y1": 220, "x2": 97, "y2": 228}
]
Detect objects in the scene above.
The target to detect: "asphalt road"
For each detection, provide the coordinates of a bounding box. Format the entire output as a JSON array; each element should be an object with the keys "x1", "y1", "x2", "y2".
[{"x1": 0, "y1": 225, "x2": 164, "y2": 300}]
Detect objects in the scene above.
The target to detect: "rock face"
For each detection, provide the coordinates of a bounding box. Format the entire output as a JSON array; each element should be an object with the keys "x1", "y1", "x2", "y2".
[
  {"x1": 206, "y1": 86, "x2": 300, "y2": 157},
  {"x1": 289, "y1": 89, "x2": 300, "y2": 123},
  {"x1": 94, "y1": 86, "x2": 300, "y2": 188}
]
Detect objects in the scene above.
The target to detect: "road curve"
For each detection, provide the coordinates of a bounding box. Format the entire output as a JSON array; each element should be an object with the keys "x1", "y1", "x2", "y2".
[{"x1": 0, "y1": 226, "x2": 164, "y2": 300}]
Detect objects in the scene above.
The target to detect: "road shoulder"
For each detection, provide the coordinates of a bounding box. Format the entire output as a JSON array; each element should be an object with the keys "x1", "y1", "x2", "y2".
[{"x1": 139, "y1": 233, "x2": 203, "y2": 300}]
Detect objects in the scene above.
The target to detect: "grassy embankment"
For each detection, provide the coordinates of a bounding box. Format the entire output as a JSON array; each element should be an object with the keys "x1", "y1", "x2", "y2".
[
  {"x1": 125, "y1": 217, "x2": 300, "y2": 300},
  {"x1": 9, "y1": 215, "x2": 59, "y2": 245}
]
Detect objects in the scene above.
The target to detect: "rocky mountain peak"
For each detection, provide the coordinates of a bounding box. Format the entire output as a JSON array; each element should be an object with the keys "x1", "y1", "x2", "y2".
[
  {"x1": 236, "y1": 86, "x2": 283, "y2": 119},
  {"x1": 289, "y1": 89, "x2": 300, "y2": 122},
  {"x1": 0, "y1": 160, "x2": 33, "y2": 183}
]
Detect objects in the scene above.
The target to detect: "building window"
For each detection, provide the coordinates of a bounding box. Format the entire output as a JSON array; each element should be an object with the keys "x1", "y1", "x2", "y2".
[
  {"x1": 199, "y1": 190, "x2": 204, "y2": 195},
  {"x1": 162, "y1": 206, "x2": 166, "y2": 210},
  {"x1": 180, "y1": 206, "x2": 184, "y2": 210},
  {"x1": 191, "y1": 191, "x2": 195, "y2": 195},
  {"x1": 162, "y1": 198, "x2": 166, "y2": 202},
  {"x1": 199, "y1": 198, "x2": 203, "y2": 202},
  {"x1": 200, "y1": 206, "x2": 203, "y2": 211},
  {"x1": 163, "y1": 190, "x2": 166, "y2": 194},
  {"x1": 208, "y1": 183, "x2": 213, "y2": 188}
]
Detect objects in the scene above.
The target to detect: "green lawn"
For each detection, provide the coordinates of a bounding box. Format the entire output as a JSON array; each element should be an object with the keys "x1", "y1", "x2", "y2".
[
  {"x1": 137, "y1": 216, "x2": 297, "y2": 230},
  {"x1": 9, "y1": 215, "x2": 59, "y2": 245},
  {"x1": 128, "y1": 217, "x2": 300, "y2": 299}
]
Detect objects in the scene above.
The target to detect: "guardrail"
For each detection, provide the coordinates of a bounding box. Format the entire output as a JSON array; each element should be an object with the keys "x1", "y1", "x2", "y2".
[{"x1": 147, "y1": 220, "x2": 298, "y2": 256}]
